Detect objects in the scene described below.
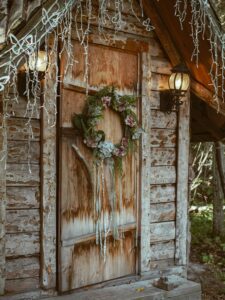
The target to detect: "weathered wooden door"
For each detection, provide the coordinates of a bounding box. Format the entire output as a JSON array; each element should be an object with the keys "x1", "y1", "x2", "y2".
[{"x1": 59, "y1": 41, "x2": 140, "y2": 292}]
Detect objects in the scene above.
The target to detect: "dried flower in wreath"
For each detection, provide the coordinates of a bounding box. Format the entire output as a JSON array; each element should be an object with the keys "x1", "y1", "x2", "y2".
[{"x1": 71, "y1": 86, "x2": 143, "y2": 166}]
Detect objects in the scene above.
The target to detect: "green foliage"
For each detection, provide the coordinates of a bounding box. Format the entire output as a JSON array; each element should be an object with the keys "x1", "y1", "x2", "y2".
[{"x1": 191, "y1": 207, "x2": 225, "y2": 268}]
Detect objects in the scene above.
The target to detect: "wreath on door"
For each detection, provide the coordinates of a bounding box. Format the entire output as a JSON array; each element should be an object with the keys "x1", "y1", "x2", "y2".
[{"x1": 71, "y1": 86, "x2": 143, "y2": 165}]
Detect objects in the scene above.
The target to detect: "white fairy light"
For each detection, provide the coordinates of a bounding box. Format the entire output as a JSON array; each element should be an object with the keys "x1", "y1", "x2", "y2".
[{"x1": 175, "y1": 0, "x2": 225, "y2": 104}]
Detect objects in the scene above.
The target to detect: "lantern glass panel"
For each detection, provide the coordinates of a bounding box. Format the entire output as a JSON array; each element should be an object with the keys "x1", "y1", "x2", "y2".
[
  {"x1": 29, "y1": 51, "x2": 48, "y2": 72},
  {"x1": 169, "y1": 72, "x2": 190, "y2": 92}
]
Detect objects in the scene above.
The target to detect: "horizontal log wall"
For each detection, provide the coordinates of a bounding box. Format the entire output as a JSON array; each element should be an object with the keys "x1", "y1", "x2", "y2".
[
  {"x1": 149, "y1": 42, "x2": 177, "y2": 269},
  {"x1": 5, "y1": 94, "x2": 40, "y2": 295}
]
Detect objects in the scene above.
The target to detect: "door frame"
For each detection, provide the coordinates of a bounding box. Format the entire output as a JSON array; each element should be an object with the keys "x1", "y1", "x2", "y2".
[{"x1": 40, "y1": 35, "x2": 152, "y2": 292}]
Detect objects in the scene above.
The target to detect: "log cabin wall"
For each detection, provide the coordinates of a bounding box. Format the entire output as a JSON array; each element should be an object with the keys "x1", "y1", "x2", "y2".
[
  {"x1": 5, "y1": 93, "x2": 41, "y2": 294},
  {"x1": 0, "y1": 1, "x2": 190, "y2": 298}
]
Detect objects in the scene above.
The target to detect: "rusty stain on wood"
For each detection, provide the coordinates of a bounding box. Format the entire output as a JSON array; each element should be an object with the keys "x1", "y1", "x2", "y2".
[{"x1": 61, "y1": 230, "x2": 136, "y2": 291}]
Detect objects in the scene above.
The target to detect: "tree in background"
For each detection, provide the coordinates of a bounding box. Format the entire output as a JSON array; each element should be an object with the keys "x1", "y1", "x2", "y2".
[{"x1": 191, "y1": 142, "x2": 225, "y2": 237}]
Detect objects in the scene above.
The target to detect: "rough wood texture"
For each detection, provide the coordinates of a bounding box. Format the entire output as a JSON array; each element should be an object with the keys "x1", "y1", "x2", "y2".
[
  {"x1": 151, "y1": 57, "x2": 171, "y2": 75},
  {"x1": 142, "y1": 0, "x2": 180, "y2": 67},
  {"x1": 151, "y1": 202, "x2": 175, "y2": 223},
  {"x1": 151, "y1": 110, "x2": 177, "y2": 129},
  {"x1": 7, "y1": 141, "x2": 40, "y2": 164},
  {"x1": 5, "y1": 277, "x2": 39, "y2": 294},
  {"x1": 140, "y1": 51, "x2": 152, "y2": 272},
  {"x1": 150, "y1": 166, "x2": 176, "y2": 185},
  {"x1": 60, "y1": 40, "x2": 139, "y2": 291},
  {"x1": 6, "y1": 187, "x2": 40, "y2": 209},
  {"x1": 151, "y1": 129, "x2": 176, "y2": 148},
  {"x1": 0, "y1": 0, "x2": 7, "y2": 48},
  {"x1": 41, "y1": 50, "x2": 57, "y2": 290},
  {"x1": 175, "y1": 91, "x2": 190, "y2": 266},
  {"x1": 8, "y1": 1, "x2": 26, "y2": 33},
  {"x1": 7, "y1": 118, "x2": 40, "y2": 141},
  {"x1": 150, "y1": 258, "x2": 175, "y2": 270},
  {"x1": 8, "y1": 95, "x2": 40, "y2": 119},
  {"x1": 151, "y1": 240, "x2": 175, "y2": 260},
  {"x1": 0, "y1": 94, "x2": 6, "y2": 294},
  {"x1": 151, "y1": 148, "x2": 176, "y2": 166},
  {"x1": 64, "y1": 41, "x2": 139, "y2": 93},
  {"x1": 74, "y1": 4, "x2": 153, "y2": 39},
  {"x1": 150, "y1": 222, "x2": 176, "y2": 243},
  {"x1": 151, "y1": 74, "x2": 169, "y2": 91},
  {"x1": 150, "y1": 185, "x2": 176, "y2": 204},
  {"x1": 6, "y1": 164, "x2": 40, "y2": 186},
  {"x1": 6, "y1": 233, "x2": 39, "y2": 258},
  {"x1": 6, "y1": 209, "x2": 40, "y2": 233},
  {"x1": 6, "y1": 257, "x2": 40, "y2": 279}
]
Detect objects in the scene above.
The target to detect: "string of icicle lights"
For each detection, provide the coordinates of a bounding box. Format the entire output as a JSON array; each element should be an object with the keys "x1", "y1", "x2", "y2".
[
  {"x1": 0, "y1": 0, "x2": 154, "y2": 261},
  {"x1": 0, "y1": 0, "x2": 154, "y2": 164},
  {"x1": 175, "y1": 0, "x2": 225, "y2": 106}
]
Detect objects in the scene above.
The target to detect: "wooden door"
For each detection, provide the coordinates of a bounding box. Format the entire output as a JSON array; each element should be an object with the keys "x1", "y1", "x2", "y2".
[{"x1": 59, "y1": 41, "x2": 140, "y2": 292}]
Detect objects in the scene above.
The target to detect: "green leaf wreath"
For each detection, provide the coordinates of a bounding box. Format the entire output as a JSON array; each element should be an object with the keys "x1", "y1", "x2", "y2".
[{"x1": 71, "y1": 86, "x2": 143, "y2": 163}]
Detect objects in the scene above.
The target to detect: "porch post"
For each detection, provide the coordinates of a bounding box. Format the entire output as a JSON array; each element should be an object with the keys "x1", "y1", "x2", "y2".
[
  {"x1": 0, "y1": 94, "x2": 6, "y2": 295},
  {"x1": 140, "y1": 51, "x2": 152, "y2": 272},
  {"x1": 40, "y1": 49, "x2": 57, "y2": 290}
]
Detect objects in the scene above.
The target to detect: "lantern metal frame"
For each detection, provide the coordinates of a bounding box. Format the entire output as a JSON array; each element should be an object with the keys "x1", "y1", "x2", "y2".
[{"x1": 160, "y1": 63, "x2": 190, "y2": 113}]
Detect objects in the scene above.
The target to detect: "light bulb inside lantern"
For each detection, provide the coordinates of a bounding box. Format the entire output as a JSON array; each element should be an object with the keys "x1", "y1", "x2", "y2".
[
  {"x1": 29, "y1": 51, "x2": 48, "y2": 72},
  {"x1": 169, "y1": 71, "x2": 190, "y2": 93}
]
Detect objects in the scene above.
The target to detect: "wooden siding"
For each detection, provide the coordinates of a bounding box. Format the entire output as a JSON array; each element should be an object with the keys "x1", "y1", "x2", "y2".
[
  {"x1": 5, "y1": 92, "x2": 41, "y2": 294},
  {"x1": 149, "y1": 46, "x2": 177, "y2": 268}
]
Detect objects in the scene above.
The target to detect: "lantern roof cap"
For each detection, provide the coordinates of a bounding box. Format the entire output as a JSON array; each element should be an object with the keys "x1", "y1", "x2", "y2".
[{"x1": 171, "y1": 63, "x2": 190, "y2": 74}]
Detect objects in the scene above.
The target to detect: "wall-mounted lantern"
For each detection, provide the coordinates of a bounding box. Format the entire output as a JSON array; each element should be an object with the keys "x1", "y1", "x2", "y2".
[
  {"x1": 28, "y1": 50, "x2": 48, "y2": 73},
  {"x1": 160, "y1": 63, "x2": 190, "y2": 112},
  {"x1": 18, "y1": 50, "x2": 48, "y2": 96}
]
